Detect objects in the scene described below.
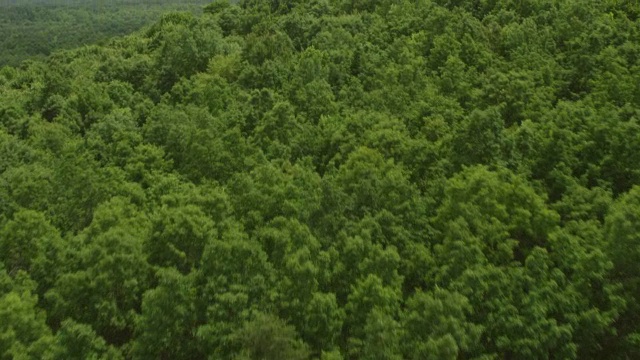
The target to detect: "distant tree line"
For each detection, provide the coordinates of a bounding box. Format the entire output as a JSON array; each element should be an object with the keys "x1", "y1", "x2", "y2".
[{"x1": 0, "y1": 0, "x2": 212, "y2": 67}]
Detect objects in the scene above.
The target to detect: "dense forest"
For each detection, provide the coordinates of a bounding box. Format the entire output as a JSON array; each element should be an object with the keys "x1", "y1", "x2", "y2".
[
  {"x1": 0, "y1": 0, "x2": 213, "y2": 67},
  {"x1": 1, "y1": 0, "x2": 640, "y2": 358}
]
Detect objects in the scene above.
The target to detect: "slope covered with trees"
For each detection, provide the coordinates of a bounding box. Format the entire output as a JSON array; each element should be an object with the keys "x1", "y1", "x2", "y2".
[{"x1": 1, "y1": 0, "x2": 640, "y2": 358}]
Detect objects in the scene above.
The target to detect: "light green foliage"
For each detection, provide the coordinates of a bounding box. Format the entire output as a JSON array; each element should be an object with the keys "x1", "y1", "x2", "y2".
[
  {"x1": 332, "y1": 146, "x2": 420, "y2": 222},
  {"x1": 434, "y1": 166, "x2": 559, "y2": 265},
  {"x1": 0, "y1": 210, "x2": 63, "y2": 294},
  {"x1": 45, "y1": 198, "x2": 151, "y2": 346},
  {"x1": 232, "y1": 313, "x2": 310, "y2": 360},
  {"x1": 604, "y1": 186, "x2": 640, "y2": 357},
  {"x1": 302, "y1": 292, "x2": 344, "y2": 352},
  {"x1": 228, "y1": 161, "x2": 322, "y2": 230},
  {"x1": 132, "y1": 269, "x2": 199, "y2": 359},
  {"x1": 401, "y1": 288, "x2": 482, "y2": 360},
  {"x1": 0, "y1": 272, "x2": 54, "y2": 360},
  {"x1": 146, "y1": 204, "x2": 216, "y2": 273},
  {"x1": 196, "y1": 226, "x2": 276, "y2": 355},
  {"x1": 344, "y1": 274, "x2": 402, "y2": 356},
  {"x1": 149, "y1": 13, "x2": 223, "y2": 93},
  {"x1": 47, "y1": 320, "x2": 123, "y2": 360},
  {"x1": 361, "y1": 307, "x2": 402, "y2": 360}
]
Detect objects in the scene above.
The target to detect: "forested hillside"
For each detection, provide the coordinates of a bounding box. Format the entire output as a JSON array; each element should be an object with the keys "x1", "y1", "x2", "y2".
[
  {"x1": 0, "y1": 0, "x2": 212, "y2": 67},
  {"x1": 1, "y1": 0, "x2": 640, "y2": 358}
]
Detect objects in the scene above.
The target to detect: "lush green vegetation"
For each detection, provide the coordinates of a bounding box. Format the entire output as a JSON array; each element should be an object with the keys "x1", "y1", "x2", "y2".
[
  {"x1": 1, "y1": 0, "x2": 640, "y2": 358},
  {"x1": 0, "y1": 0, "x2": 212, "y2": 67}
]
